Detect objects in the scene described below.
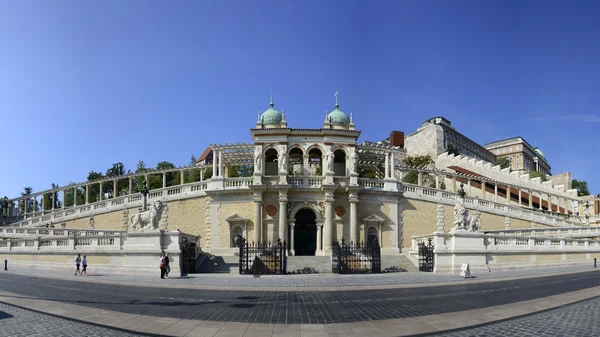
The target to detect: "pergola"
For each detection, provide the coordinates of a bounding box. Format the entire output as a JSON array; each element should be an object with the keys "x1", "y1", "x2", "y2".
[
  {"x1": 209, "y1": 142, "x2": 255, "y2": 166},
  {"x1": 356, "y1": 141, "x2": 404, "y2": 167}
]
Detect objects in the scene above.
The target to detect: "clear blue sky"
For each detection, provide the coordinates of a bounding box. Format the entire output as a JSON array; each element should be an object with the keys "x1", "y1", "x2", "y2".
[{"x1": 1, "y1": 0, "x2": 599, "y2": 199}]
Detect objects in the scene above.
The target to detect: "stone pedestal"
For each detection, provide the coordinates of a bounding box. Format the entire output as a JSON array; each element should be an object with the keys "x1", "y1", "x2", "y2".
[
  {"x1": 442, "y1": 229, "x2": 487, "y2": 274},
  {"x1": 384, "y1": 178, "x2": 399, "y2": 192},
  {"x1": 325, "y1": 171, "x2": 334, "y2": 185},
  {"x1": 210, "y1": 177, "x2": 225, "y2": 190},
  {"x1": 349, "y1": 172, "x2": 359, "y2": 186},
  {"x1": 253, "y1": 171, "x2": 263, "y2": 185}
]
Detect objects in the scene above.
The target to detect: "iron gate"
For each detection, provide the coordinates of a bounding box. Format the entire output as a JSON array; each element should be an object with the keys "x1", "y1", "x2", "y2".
[
  {"x1": 237, "y1": 237, "x2": 287, "y2": 275},
  {"x1": 180, "y1": 237, "x2": 198, "y2": 275},
  {"x1": 332, "y1": 238, "x2": 381, "y2": 274},
  {"x1": 418, "y1": 237, "x2": 434, "y2": 272}
]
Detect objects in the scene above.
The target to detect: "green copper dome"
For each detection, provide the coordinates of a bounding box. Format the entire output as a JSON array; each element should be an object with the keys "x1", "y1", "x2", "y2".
[
  {"x1": 533, "y1": 147, "x2": 545, "y2": 159},
  {"x1": 260, "y1": 92, "x2": 282, "y2": 125},
  {"x1": 327, "y1": 104, "x2": 350, "y2": 125}
]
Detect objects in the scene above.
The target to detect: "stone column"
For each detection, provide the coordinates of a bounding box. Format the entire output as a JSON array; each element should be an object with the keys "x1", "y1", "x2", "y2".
[
  {"x1": 180, "y1": 170, "x2": 185, "y2": 185},
  {"x1": 324, "y1": 200, "x2": 334, "y2": 252},
  {"x1": 564, "y1": 198, "x2": 568, "y2": 214},
  {"x1": 481, "y1": 180, "x2": 486, "y2": 199},
  {"x1": 417, "y1": 172, "x2": 423, "y2": 186},
  {"x1": 128, "y1": 178, "x2": 132, "y2": 195},
  {"x1": 278, "y1": 192, "x2": 288, "y2": 241},
  {"x1": 289, "y1": 222, "x2": 295, "y2": 255},
  {"x1": 529, "y1": 190, "x2": 533, "y2": 208},
  {"x1": 539, "y1": 193, "x2": 543, "y2": 210},
  {"x1": 316, "y1": 223, "x2": 323, "y2": 252},
  {"x1": 113, "y1": 179, "x2": 118, "y2": 198},
  {"x1": 99, "y1": 183, "x2": 103, "y2": 201},
  {"x1": 467, "y1": 179, "x2": 472, "y2": 196},
  {"x1": 200, "y1": 168, "x2": 204, "y2": 181},
  {"x1": 452, "y1": 176, "x2": 456, "y2": 192},
  {"x1": 254, "y1": 200, "x2": 262, "y2": 244},
  {"x1": 435, "y1": 175, "x2": 440, "y2": 189},
  {"x1": 349, "y1": 195, "x2": 359, "y2": 244},
  {"x1": 384, "y1": 151, "x2": 390, "y2": 178},
  {"x1": 41, "y1": 194, "x2": 45, "y2": 212},
  {"x1": 494, "y1": 184, "x2": 498, "y2": 202},
  {"x1": 506, "y1": 186, "x2": 511, "y2": 204},
  {"x1": 162, "y1": 173, "x2": 167, "y2": 188},
  {"x1": 73, "y1": 188, "x2": 77, "y2": 206},
  {"x1": 212, "y1": 151, "x2": 217, "y2": 178},
  {"x1": 303, "y1": 154, "x2": 309, "y2": 175},
  {"x1": 390, "y1": 152, "x2": 395, "y2": 179},
  {"x1": 62, "y1": 190, "x2": 66, "y2": 209},
  {"x1": 51, "y1": 192, "x2": 55, "y2": 210},
  {"x1": 85, "y1": 186, "x2": 89, "y2": 204},
  {"x1": 218, "y1": 150, "x2": 224, "y2": 177}
]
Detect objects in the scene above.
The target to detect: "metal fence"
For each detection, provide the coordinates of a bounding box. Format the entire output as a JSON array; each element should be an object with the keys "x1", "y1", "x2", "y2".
[
  {"x1": 418, "y1": 237, "x2": 434, "y2": 272},
  {"x1": 180, "y1": 236, "x2": 199, "y2": 275},
  {"x1": 332, "y1": 238, "x2": 381, "y2": 274},
  {"x1": 237, "y1": 238, "x2": 287, "y2": 275}
]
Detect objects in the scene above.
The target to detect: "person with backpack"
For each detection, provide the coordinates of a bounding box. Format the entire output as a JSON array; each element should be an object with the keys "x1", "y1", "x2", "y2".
[
  {"x1": 74, "y1": 254, "x2": 81, "y2": 275},
  {"x1": 164, "y1": 253, "x2": 170, "y2": 278}
]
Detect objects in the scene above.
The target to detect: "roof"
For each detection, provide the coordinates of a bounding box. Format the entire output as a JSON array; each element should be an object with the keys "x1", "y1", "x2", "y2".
[{"x1": 197, "y1": 147, "x2": 213, "y2": 162}]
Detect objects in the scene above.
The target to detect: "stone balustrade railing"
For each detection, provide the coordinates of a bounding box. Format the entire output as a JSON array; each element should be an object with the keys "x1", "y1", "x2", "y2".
[
  {"x1": 0, "y1": 232, "x2": 123, "y2": 251},
  {"x1": 484, "y1": 227, "x2": 600, "y2": 239},
  {"x1": 402, "y1": 184, "x2": 581, "y2": 227},
  {"x1": 0, "y1": 227, "x2": 125, "y2": 238},
  {"x1": 3, "y1": 175, "x2": 584, "y2": 230},
  {"x1": 485, "y1": 234, "x2": 600, "y2": 253}
]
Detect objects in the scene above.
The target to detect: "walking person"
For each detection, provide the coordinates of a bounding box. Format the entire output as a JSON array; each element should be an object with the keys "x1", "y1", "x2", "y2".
[
  {"x1": 159, "y1": 253, "x2": 166, "y2": 279},
  {"x1": 81, "y1": 255, "x2": 88, "y2": 276},
  {"x1": 74, "y1": 254, "x2": 81, "y2": 275},
  {"x1": 164, "y1": 253, "x2": 170, "y2": 278}
]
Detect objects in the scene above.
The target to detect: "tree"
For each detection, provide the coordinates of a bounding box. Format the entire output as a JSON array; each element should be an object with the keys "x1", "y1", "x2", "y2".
[
  {"x1": 494, "y1": 157, "x2": 511, "y2": 170},
  {"x1": 529, "y1": 171, "x2": 547, "y2": 182},
  {"x1": 43, "y1": 183, "x2": 62, "y2": 210},
  {"x1": 358, "y1": 166, "x2": 379, "y2": 179},
  {"x1": 86, "y1": 171, "x2": 104, "y2": 203},
  {"x1": 572, "y1": 179, "x2": 590, "y2": 197},
  {"x1": 402, "y1": 155, "x2": 434, "y2": 185},
  {"x1": 446, "y1": 143, "x2": 460, "y2": 156},
  {"x1": 185, "y1": 155, "x2": 201, "y2": 183},
  {"x1": 148, "y1": 161, "x2": 176, "y2": 189},
  {"x1": 104, "y1": 162, "x2": 130, "y2": 198},
  {"x1": 228, "y1": 165, "x2": 253, "y2": 177},
  {"x1": 20, "y1": 187, "x2": 35, "y2": 213},
  {"x1": 64, "y1": 184, "x2": 86, "y2": 207}
]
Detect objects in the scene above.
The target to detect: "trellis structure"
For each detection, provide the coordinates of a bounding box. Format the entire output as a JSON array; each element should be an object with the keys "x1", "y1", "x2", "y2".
[{"x1": 208, "y1": 142, "x2": 255, "y2": 167}]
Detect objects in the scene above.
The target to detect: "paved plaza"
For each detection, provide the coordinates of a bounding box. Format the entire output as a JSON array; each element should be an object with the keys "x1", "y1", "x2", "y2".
[{"x1": 0, "y1": 267, "x2": 598, "y2": 336}]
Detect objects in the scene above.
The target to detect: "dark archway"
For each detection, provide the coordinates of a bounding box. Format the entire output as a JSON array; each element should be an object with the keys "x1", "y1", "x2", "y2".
[{"x1": 293, "y1": 208, "x2": 317, "y2": 256}]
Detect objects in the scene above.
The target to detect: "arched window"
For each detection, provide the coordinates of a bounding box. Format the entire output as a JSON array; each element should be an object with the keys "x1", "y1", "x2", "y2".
[
  {"x1": 264, "y1": 148, "x2": 278, "y2": 176},
  {"x1": 333, "y1": 149, "x2": 346, "y2": 176},
  {"x1": 289, "y1": 148, "x2": 304, "y2": 175},
  {"x1": 308, "y1": 148, "x2": 323, "y2": 176}
]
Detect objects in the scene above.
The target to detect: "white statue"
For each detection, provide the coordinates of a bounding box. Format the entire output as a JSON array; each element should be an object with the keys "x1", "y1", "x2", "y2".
[
  {"x1": 572, "y1": 200, "x2": 579, "y2": 215},
  {"x1": 254, "y1": 148, "x2": 262, "y2": 172},
  {"x1": 326, "y1": 151, "x2": 335, "y2": 173},
  {"x1": 453, "y1": 199, "x2": 469, "y2": 230},
  {"x1": 279, "y1": 153, "x2": 288, "y2": 172},
  {"x1": 350, "y1": 151, "x2": 358, "y2": 173},
  {"x1": 469, "y1": 216, "x2": 480, "y2": 232},
  {"x1": 130, "y1": 200, "x2": 164, "y2": 231}
]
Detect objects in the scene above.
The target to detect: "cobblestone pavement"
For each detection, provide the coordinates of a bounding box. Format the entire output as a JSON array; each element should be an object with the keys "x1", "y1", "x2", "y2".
[
  {"x1": 6, "y1": 264, "x2": 596, "y2": 288},
  {"x1": 0, "y1": 270, "x2": 598, "y2": 324},
  {"x1": 431, "y1": 296, "x2": 600, "y2": 337},
  {"x1": 0, "y1": 302, "x2": 146, "y2": 337}
]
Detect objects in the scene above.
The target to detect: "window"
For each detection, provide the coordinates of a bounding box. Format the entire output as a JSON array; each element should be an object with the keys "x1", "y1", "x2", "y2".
[
  {"x1": 509, "y1": 147, "x2": 513, "y2": 152},
  {"x1": 515, "y1": 145, "x2": 520, "y2": 151}
]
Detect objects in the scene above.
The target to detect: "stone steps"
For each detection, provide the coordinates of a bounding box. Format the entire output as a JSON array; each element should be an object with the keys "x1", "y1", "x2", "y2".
[
  {"x1": 381, "y1": 254, "x2": 418, "y2": 272},
  {"x1": 287, "y1": 256, "x2": 332, "y2": 274}
]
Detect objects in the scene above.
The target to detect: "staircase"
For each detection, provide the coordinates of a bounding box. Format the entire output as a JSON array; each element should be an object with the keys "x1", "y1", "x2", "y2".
[
  {"x1": 195, "y1": 254, "x2": 240, "y2": 274},
  {"x1": 287, "y1": 256, "x2": 332, "y2": 274},
  {"x1": 381, "y1": 254, "x2": 418, "y2": 272}
]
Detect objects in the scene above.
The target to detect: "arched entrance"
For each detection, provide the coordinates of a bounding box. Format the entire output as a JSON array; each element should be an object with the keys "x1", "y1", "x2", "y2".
[{"x1": 293, "y1": 208, "x2": 317, "y2": 256}]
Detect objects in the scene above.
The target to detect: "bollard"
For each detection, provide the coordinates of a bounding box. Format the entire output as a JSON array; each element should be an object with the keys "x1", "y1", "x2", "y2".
[
  {"x1": 4, "y1": 259, "x2": 6, "y2": 271},
  {"x1": 595, "y1": 258, "x2": 597, "y2": 269}
]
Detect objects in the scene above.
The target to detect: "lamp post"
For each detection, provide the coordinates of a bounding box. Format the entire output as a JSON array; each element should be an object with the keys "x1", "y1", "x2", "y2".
[
  {"x1": 584, "y1": 200, "x2": 590, "y2": 226},
  {"x1": 140, "y1": 181, "x2": 149, "y2": 211}
]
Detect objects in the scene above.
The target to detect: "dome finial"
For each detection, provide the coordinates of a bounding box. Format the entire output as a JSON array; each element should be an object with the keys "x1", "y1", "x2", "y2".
[
  {"x1": 334, "y1": 90, "x2": 339, "y2": 109},
  {"x1": 270, "y1": 89, "x2": 274, "y2": 108}
]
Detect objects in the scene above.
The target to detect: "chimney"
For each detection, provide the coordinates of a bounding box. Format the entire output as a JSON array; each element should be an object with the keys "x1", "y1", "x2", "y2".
[{"x1": 389, "y1": 131, "x2": 404, "y2": 148}]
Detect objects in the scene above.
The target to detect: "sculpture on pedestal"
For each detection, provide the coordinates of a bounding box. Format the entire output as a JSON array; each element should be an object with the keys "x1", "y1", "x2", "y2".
[
  {"x1": 254, "y1": 148, "x2": 262, "y2": 172},
  {"x1": 326, "y1": 151, "x2": 335, "y2": 173},
  {"x1": 278, "y1": 152, "x2": 288, "y2": 173},
  {"x1": 350, "y1": 151, "x2": 358, "y2": 173},
  {"x1": 453, "y1": 198, "x2": 480, "y2": 232},
  {"x1": 130, "y1": 200, "x2": 164, "y2": 231}
]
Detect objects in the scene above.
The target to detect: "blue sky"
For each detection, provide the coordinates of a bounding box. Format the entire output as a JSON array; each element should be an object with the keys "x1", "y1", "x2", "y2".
[{"x1": 1, "y1": 0, "x2": 599, "y2": 198}]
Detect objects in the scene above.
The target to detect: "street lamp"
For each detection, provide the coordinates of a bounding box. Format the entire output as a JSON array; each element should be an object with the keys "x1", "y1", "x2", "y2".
[
  {"x1": 458, "y1": 182, "x2": 466, "y2": 199},
  {"x1": 140, "y1": 180, "x2": 149, "y2": 211}
]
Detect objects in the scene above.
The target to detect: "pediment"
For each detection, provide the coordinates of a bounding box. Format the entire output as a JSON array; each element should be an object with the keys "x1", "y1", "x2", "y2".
[
  {"x1": 226, "y1": 214, "x2": 248, "y2": 223},
  {"x1": 362, "y1": 214, "x2": 385, "y2": 223}
]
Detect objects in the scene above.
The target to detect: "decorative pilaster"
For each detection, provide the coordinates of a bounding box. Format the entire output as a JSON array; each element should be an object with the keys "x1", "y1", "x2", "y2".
[
  {"x1": 349, "y1": 193, "x2": 359, "y2": 244},
  {"x1": 504, "y1": 217, "x2": 511, "y2": 230},
  {"x1": 437, "y1": 204, "x2": 445, "y2": 233},
  {"x1": 316, "y1": 223, "x2": 323, "y2": 252},
  {"x1": 254, "y1": 200, "x2": 262, "y2": 244},
  {"x1": 289, "y1": 221, "x2": 295, "y2": 255},
  {"x1": 278, "y1": 190, "x2": 288, "y2": 241}
]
